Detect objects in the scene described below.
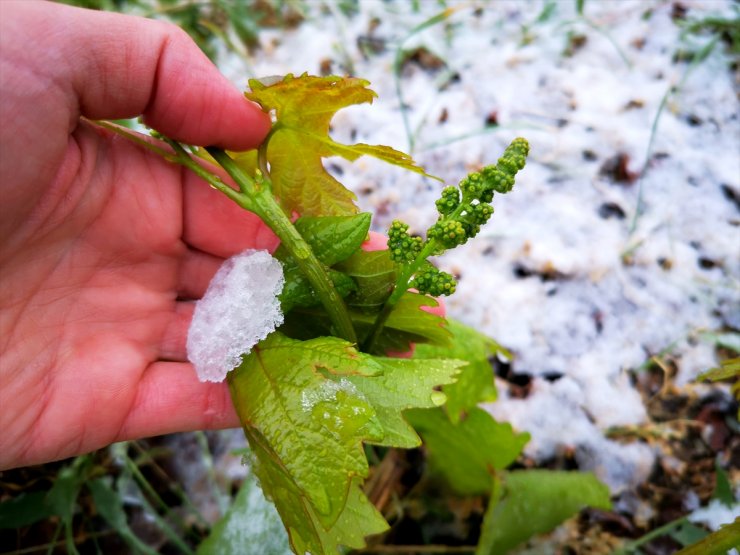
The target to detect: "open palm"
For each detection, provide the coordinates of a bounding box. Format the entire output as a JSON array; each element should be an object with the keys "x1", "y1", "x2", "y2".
[{"x1": 0, "y1": 1, "x2": 275, "y2": 469}]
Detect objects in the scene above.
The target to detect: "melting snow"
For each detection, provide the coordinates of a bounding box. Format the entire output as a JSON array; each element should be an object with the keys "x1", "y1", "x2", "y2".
[
  {"x1": 187, "y1": 250, "x2": 284, "y2": 382},
  {"x1": 688, "y1": 498, "x2": 740, "y2": 532},
  {"x1": 301, "y1": 378, "x2": 359, "y2": 411}
]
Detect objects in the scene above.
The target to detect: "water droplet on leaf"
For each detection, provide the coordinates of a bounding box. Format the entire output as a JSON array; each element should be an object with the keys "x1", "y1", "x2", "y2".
[{"x1": 430, "y1": 391, "x2": 447, "y2": 406}]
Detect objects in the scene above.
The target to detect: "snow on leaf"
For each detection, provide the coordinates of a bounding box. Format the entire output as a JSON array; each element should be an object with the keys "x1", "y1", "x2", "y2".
[
  {"x1": 196, "y1": 469, "x2": 291, "y2": 555},
  {"x1": 245, "y1": 74, "x2": 438, "y2": 216},
  {"x1": 186, "y1": 250, "x2": 284, "y2": 382},
  {"x1": 227, "y1": 333, "x2": 460, "y2": 553}
]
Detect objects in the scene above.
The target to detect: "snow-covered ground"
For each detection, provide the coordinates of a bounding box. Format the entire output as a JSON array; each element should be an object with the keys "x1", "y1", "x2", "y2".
[{"x1": 215, "y1": 0, "x2": 739, "y2": 494}]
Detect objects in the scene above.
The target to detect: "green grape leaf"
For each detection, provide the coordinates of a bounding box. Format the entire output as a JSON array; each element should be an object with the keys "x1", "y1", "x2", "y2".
[
  {"x1": 229, "y1": 333, "x2": 382, "y2": 529},
  {"x1": 415, "y1": 319, "x2": 507, "y2": 423},
  {"x1": 293, "y1": 213, "x2": 372, "y2": 266},
  {"x1": 228, "y1": 333, "x2": 460, "y2": 553},
  {"x1": 477, "y1": 470, "x2": 612, "y2": 555},
  {"x1": 196, "y1": 468, "x2": 291, "y2": 555},
  {"x1": 246, "y1": 74, "x2": 437, "y2": 216},
  {"x1": 697, "y1": 357, "x2": 740, "y2": 382},
  {"x1": 407, "y1": 407, "x2": 530, "y2": 495},
  {"x1": 274, "y1": 213, "x2": 371, "y2": 268},
  {"x1": 354, "y1": 292, "x2": 452, "y2": 353},
  {"x1": 253, "y1": 444, "x2": 388, "y2": 555},
  {"x1": 280, "y1": 266, "x2": 357, "y2": 312},
  {"x1": 335, "y1": 249, "x2": 397, "y2": 311},
  {"x1": 366, "y1": 292, "x2": 450, "y2": 353},
  {"x1": 281, "y1": 292, "x2": 450, "y2": 355},
  {"x1": 275, "y1": 213, "x2": 371, "y2": 311},
  {"x1": 347, "y1": 357, "x2": 466, "y2": 448}
]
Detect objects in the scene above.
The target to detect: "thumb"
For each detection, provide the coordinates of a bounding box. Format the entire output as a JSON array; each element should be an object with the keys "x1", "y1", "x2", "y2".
[{"x1": 2, "y1": 0, "x2": 270, "y2": 150}]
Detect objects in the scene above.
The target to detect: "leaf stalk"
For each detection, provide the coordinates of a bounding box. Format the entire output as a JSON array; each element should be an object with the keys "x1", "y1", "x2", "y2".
[{"x1": 363, "y1": 238, "x2": 439, "y2": 352}]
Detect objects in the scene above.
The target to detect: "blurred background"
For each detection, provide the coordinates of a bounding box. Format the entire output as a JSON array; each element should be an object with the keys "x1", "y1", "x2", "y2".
[{"x1": 2, "y1": 1, "x2": 738, "y2": 553}]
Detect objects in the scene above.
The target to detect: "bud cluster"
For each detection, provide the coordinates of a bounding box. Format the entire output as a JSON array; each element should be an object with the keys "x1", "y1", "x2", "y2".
[
  {"x1": 388, "y1": 220, "x2": 423, "y2": 263},
  {"x1": 410, "y1": 266, "x2": 456, "y2": 297},
  {"x1": 386, "y1": 137, "x2": 530, "y2": 298}
]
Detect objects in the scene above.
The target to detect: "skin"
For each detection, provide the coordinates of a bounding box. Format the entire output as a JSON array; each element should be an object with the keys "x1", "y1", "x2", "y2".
[{"x1": 0, "y1": 0, "x2": 276, "y2": 469}]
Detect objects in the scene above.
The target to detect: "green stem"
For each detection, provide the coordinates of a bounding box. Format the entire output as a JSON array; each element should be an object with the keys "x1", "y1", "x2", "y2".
[
  {"x1": 363, "y1": 238, "x2": 439, "y2": 352},
  {"x1": 613, "y1": 517, "x2": 689, "y2": 555},
  {"x1": 164, "y1": 139, "x2": 250, "y2": 208},
  {"x1": 206, "y1": 148, "x2": 358, "y2": 344},
  {"x1": 124, "y1": 456, "x2": 195, "y2": 555},
  {"x1": 96, "y1": 120, "x2": 250, "y2": 209},
  {"x1": 366, "y1": 181, "x2": 477, "y2": 352},
  {"x1": 95, "y1": 119, "x2": 174, "y2": 159}
]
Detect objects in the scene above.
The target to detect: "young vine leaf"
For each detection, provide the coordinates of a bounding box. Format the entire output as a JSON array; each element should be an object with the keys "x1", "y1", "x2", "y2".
[
  {"x1": 228, "y1": 333, "x2": 463, "y2": 553},
  {"x1": 282, "y1": 291, "x2": 450, "y2": 355},
  {"x1": 407, "y1": 407, "x2": 530, "y2": 495},
  {"x1": 102, "y1": 73, "x2": 537, "y2": 554},
  {"x1": 274, "y1": 213, "x2": 371, "y2": 311},
  {"x1": 414, "y1": 319, "x2": 509, "y2": 423},
  {"x1": 477, "y1": 470, "x2": 612, "y2": 555},
  {"x1": 245, "y1": 73, "x2": 438, "y2": 216}
]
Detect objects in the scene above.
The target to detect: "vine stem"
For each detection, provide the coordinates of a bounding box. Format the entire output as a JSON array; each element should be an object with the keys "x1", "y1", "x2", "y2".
[
  {"x1": 206, "y1": 148, "x2": 358, "y2": 344},
  {"x1": 95, "y1": 121, "x2": 247, "y2": 208},
  {"x1": 363, "y1": 238, "x2": 439, "y2": 352},
  {"x1": 365, "y1": 181, "x2": 476, "y2": 351}
]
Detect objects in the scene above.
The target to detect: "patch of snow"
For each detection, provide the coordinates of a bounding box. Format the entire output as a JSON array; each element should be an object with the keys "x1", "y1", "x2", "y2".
[
  {"x1": 688, "y1": 498, "x2": 740, "y2": 532},
  {"x1": 187, "y1": 250, "x2": 284, "y2": 382},
  {"x1": 485, "y1": 377, "x2": 655, "y2": 493}
]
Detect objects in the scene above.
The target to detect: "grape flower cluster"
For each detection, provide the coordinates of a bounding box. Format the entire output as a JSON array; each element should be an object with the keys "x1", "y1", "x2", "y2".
[{"x1": 387, "y1": 137, "x2": 529, "y2": 297}]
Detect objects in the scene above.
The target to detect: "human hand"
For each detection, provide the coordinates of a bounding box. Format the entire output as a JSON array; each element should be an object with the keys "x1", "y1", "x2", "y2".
[{"x1": 0, "y1": 0, "x2": 276, "y2": 469}]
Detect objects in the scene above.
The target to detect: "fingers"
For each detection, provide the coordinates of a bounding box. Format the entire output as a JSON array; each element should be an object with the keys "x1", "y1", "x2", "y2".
[
  {"x1": 118, "y1": 362, "x2": 240, "y2": 441},
  {"x1": 423, "y1": 296, "x2": 446, "y2": 317},
  {"x1": 362, "y1": 231, "x2": 388, "y2": 252},
  {"x1": 181, "y1": 169, "x2": 280, "y2": 257},
  {"x1": 177, "y1": 248, "x2": 224, "y2": 301},
  {"x1": 6, "y1": 1, "x2": 270, "y2": 150},
  {"x1": 159, "y1": 302, "x2": 193, "y2": 362},
  {"x1": 165, "y1": 248, "x2": 226, "y2": 362}
]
